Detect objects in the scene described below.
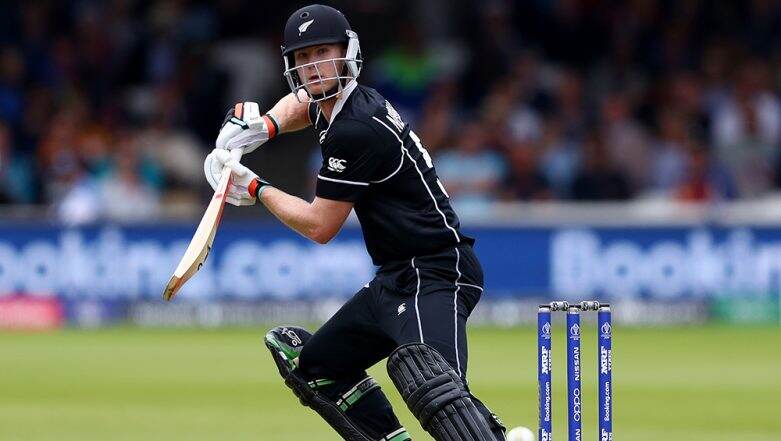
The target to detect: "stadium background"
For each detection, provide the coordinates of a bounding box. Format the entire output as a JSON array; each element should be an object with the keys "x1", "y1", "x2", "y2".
[{"x1": 1, "y1": 1, "x2": 780, "y2": 440}]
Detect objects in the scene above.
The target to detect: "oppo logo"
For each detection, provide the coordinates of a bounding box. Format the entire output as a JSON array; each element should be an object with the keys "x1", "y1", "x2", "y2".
[{"x1": 571, "y1": 388, "x2": 581, "y2": 422}]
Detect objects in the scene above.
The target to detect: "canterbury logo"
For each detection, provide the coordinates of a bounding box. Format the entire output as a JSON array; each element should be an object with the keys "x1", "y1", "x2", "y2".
[
  {"x1": 328, "y1": 157, "x2": 347, "y2": 172},
  {"x1": 298, "y1": 19, "x2": 314, "y2": 35}
]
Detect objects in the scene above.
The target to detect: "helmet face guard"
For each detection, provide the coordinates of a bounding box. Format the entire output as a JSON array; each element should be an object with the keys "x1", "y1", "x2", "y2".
[{"x1": 283, "y1": 30, "x2": 362, "y2": 103}]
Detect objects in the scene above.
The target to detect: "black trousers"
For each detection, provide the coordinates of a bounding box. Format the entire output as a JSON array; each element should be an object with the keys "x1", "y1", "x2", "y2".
[
  {"x1": 295, "y1": 243, "x2": 505, "y2": 439},
  {"x1": 298, "y1": 242, "x2": 484, "y2": 383}
]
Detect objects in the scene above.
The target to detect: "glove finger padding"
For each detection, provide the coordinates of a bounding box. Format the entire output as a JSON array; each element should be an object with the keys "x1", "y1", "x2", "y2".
[
  {"x1": 225, "y1": 130, "x2": 264, "y2": 151},
  {"x1": 225, "y1": 194, "x2": 256, "y2": 206},
  {"x1": 203, "y1": 150, "x2": 223, "y2": 191},
  {"x1": 216, "y1": 101, "x2": 269, "y2": 154},
  {"x1": 222, "y1": 158, "x2": 252, "y2": 178}
]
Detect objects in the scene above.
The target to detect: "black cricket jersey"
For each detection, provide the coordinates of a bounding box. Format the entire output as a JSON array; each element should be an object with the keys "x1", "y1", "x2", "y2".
[{"x1": 309, "y1": 81, "x2": 474, "y2": 266}]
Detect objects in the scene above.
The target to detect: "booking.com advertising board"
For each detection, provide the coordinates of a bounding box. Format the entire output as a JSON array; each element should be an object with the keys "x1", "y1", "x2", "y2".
[{"x1": 2, "y1": 223, "x2": 781, "y2": 302}]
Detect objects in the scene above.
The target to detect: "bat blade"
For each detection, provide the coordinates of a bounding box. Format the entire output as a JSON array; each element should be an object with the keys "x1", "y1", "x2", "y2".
[{"x1": 163, "y1": 150, "x2": 242, "y2": 301}]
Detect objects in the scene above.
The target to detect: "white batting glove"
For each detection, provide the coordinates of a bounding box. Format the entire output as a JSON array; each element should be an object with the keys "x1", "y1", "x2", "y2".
[
  {"x1": 215, "y1": 102, "x2": 279, "y2": 154},
  {"x1": 203, "y1": 149, "x2": 272, "y2": 206}
]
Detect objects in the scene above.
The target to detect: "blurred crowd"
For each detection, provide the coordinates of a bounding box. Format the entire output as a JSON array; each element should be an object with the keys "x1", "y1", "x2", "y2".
[{"x1": 2, "y1": 1, "x2": 781, "y2": 222}]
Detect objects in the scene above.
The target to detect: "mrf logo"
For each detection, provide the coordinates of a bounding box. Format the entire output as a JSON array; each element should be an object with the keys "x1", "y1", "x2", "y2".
[
  {"x1": 600, "y1": 347, "x2": 612, "y2": 374},
  {"x1": 540, "y1": 347, "x2": 550, "y2": 374},
  {"x1": 328, "y1": 157, "x2": 347, "y2": 172},
  {"x1": 540, "y1": 429, "x2": 550, "y2": 441}
]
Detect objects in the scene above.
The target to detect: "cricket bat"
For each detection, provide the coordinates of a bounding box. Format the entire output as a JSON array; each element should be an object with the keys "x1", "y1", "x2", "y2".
[{"x1": 162, "y1": 149, "x2": 243, "y2": 301}]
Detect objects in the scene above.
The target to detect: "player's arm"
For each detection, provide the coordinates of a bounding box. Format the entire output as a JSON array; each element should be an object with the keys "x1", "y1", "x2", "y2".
[
  {"x1": 266, "y1": 91, "x2": 312, "y2": 134},
  {"x1": 204, "y1": 150, "x2": 351, "y2": 244},
  {"x1": 259, "y1": 190, "x2": 352, "y2": 244}
]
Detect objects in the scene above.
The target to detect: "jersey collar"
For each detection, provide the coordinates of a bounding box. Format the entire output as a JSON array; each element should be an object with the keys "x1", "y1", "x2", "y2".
[{"x1": 328, "y1": 80, "x2": 358, "y2": 125}]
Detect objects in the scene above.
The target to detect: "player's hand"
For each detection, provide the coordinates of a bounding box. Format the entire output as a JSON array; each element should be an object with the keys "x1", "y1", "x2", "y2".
[
  {"x1": 204, "y1": 149, "x2": 272, "y2": 206},
  {"x1": 215, "y1": 102, "x2": 278, "y2": 154}
]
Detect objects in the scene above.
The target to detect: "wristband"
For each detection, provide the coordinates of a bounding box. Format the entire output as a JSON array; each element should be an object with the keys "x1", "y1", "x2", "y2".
[
  {"x1": 263, "y1": 113, "x2": 280, "y2": 139},
  {"x1": 248, "y1": 178, "x2": 272, "y2": 199}
]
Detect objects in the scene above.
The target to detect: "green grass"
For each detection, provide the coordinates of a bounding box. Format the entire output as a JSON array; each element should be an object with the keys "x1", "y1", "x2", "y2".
[{"x1": 1, "y1": 325, "x2": 780, "y2": 440}]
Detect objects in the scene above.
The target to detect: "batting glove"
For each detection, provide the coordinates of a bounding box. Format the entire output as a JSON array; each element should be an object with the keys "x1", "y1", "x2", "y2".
[
  {"x1": 215, "y1": 102, "x2": 279, "y2": 154},
  {"x1": 204, "y1": 149, "x2": 272, "y2": 206}
]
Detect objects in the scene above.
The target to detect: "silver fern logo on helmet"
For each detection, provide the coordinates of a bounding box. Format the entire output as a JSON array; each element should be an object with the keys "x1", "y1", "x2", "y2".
[
  {"x1": 283, "y1": 30, "x2": 362, "y2": 103},
  {"x1": 298, "y1": 19, "x2": 314, "y2": 35}
]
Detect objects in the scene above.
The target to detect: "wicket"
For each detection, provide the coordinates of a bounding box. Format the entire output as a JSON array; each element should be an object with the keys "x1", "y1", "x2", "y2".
[{"x1": 537, "y1": 301, "x2": 613, "y2": 441}]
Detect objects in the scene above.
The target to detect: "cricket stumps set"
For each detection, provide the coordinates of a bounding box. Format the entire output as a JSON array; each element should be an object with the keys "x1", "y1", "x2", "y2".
[{"x1": 538, "y1": 301, "x2": 613, "y2": 441}]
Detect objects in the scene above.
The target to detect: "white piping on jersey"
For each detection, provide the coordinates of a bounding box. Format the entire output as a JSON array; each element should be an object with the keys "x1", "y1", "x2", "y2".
[
  {"x1": 317, "y1": 174, "x2": 369, "y2": 186},
  {"x1": 370, "y1": 148, "x2": 404, "y2": 183},
  {"x1": 329, "y1": 80, "x2": 358, "y2": 125},
  {"x1": 411, "y1": 257, "x2": 424, "y2": 344},
  {"x1": 313, "y1": 80, "x2": 358, "y2": 139},
  {"x1": 453, "y1": 247, "x2": 462, "y2": 377},
  {"x1": 456, "y1": 282, "x2": 483, "y2": 292},
  {"x1": 372, "y1": 116, "x2": 460, "y2": 243}
]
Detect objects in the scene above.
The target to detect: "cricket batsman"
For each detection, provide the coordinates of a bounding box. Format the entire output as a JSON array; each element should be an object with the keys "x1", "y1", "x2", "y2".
[{"x1": 203, "y1": 5, "x2": 506, "y2": 440}]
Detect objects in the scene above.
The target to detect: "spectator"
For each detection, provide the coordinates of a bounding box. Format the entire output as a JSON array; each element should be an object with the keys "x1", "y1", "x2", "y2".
[
  {"x1": 0, "y1": 122, "x2": 35, "y2": 203},
  {"x1": 502, "y1": 140, "x2": 551, "y2": 201},
  {"x1": 710, "y1": 61, "x2": 781, "y2": 197},
  {"x1": 650, "y1": 108, "x2": 690, "y2": 195},
  {"x1": 0, "y1": 47, "x2": 25, "y2": 127},
  {"x1": 571, "y1": 134, "x2": 632, "y2": 200},
  {"x1": 371, "y1": 22, "x2": 439, "y2": 121},
  {"x1": 435, "y1": 122, "x2": 507, "y2": 212},
  {"x1": 537, "y1": 118, "x2": 580, "y2": 198},
  {"x1": 600, "y1": 90, "x2": 650, "y2": 191},
  {"x1": 675, "y1": 145, "x2": 737, "y2": 202},
  {"x1": 98, "y1": 144, "x2": 161, "y2": 222},
  {"x1": 1, "y1": 0, "x2": 781, "y2": 215},
  {"x1": 54, "y1": 156, "x2": 100, "y2": 226}
]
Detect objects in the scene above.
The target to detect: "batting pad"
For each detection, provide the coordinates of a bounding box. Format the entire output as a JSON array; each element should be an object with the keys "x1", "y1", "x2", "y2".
[{"x1": 387, "y1": 343, "x2": 496, "y2": 441}]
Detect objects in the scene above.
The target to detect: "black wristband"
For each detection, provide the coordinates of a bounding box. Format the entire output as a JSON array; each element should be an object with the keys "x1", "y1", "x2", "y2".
[
  {"x1": 249, "y1": 177, "x2": 272, "y2": 199},
  {"x1": 264, "y1": 113, "x2": 280, "y2": 137}
]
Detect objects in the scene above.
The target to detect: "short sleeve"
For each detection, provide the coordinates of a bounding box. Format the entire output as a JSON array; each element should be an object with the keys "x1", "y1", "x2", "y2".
[{"x1": 316, "y1": 120, "x2": 388, "y2": 202}]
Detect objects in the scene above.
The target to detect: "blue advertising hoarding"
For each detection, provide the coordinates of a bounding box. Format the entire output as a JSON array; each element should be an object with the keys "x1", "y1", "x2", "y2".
[{"x1": 2, "y1": 222, "x2": 781, "y2": 302}]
